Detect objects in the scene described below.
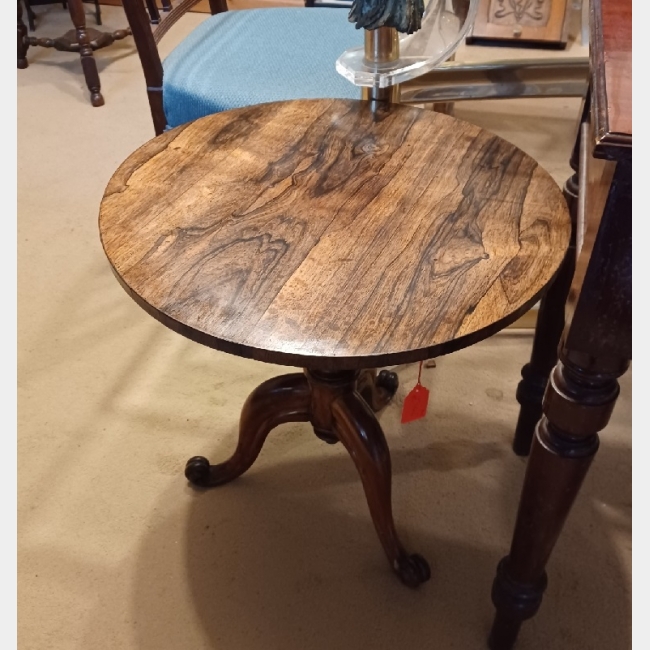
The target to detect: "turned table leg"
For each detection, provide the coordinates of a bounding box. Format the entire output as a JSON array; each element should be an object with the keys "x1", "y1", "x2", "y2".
[
  {"x1": 67, "y1": 0, "x2": 104, "y2": 107},
  {"x1": 18, "y1": 0, "x2": 29, "y2": 69},
  {"x1": 185, "y1": 367, "x2": 428, "y2": 588},
  {"x1": 511, "y1": 233, "x2": 575, "y2": 456},
  {"x1": 489, "y1": 351, "x2": 629, "y2": 649}
]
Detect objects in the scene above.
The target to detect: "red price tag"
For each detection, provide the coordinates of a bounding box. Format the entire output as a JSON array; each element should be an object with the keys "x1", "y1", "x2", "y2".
[{"x1": 401, "y1": 361, "x2": 430, "y2": 424}]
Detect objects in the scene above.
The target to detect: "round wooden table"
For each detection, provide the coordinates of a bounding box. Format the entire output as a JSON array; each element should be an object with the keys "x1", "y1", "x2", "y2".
[{"x1": 99, "y1": 99, "x2": 570, "y2": 588}]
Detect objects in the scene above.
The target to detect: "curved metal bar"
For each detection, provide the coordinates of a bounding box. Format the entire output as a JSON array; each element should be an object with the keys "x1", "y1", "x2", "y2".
[{"x1": 399, "y1": 57, "x2": 589, "y2": 104}]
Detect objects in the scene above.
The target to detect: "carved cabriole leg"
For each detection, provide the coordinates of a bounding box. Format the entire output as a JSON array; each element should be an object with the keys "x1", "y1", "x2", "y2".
[
  {"x1": 511, "y1": 101, "x2": 586, "y2": 456},
  {"x1": 330, "y1": 387, "x2": 431, "y2": 588},
  {"x1": 305, "y1": 369, "x2": 429, "y2": 587},
  {"x1": 67, "y1": 0, "x2": 104, "y2": 106},
  {"x1": 185, "y1": 367, "x2": 427, "y2": 588},
  {"x1": 489, "y1": 351, "x2": 629, "y2": 650},
  {"x1": 18, "y1": 0, "x2": 29, "y2": 69},
  {"x1": 185, "y1": 373, "x2": 310, "y2": 487}
]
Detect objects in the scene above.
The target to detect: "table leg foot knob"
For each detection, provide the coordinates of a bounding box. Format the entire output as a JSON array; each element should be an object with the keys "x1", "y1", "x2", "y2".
[
  {"x1": 91, "y1": 91, "x2": 105, "y2": 107},
  {"x1": 395, "y1": 553, "x2": 431, "y2": 588},
  {"x1": 376, "y1": 369, "x2": 399, "y2": 398},
  {"x1": 185, "y1": 456, "x2": 211, "y2": 486}
]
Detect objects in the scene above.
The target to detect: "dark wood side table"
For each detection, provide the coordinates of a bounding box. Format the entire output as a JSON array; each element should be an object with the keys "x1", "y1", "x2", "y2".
[
  {"x1": 17, "y1": 0, "x2": 131, "y2": 107},
  {"x1": 489, "y1": 0, "x2": 631, "y2": 647},
  {"x1": 99, "y1": 98, "x2": 570, "y2": 588}
]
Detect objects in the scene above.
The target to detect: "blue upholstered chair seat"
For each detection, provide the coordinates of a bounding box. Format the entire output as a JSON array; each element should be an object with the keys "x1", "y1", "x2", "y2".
[{"x1": 162, "y1": 8, "x2": 365, "y2": 129}]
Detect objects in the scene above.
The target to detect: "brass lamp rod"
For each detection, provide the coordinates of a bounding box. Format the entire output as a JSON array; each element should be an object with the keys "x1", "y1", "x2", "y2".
[{"x1": 362, "y1": 27, "x2": 400, "y2": 103}]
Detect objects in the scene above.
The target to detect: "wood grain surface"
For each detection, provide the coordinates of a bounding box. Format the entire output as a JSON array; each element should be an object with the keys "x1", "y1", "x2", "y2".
[{"x1": 99, "y1": 99, "x2": 570, "y2": 370}]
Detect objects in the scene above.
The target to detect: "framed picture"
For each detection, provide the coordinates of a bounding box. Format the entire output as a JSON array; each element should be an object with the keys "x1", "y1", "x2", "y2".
[{"x1": 466, "y1": 0, "x2": 573, "y2": 48}]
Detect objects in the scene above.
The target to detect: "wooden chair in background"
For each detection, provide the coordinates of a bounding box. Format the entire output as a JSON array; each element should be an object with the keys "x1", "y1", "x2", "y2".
[
  {"x1": 121, "y1": 0, "x2": 365, "y2": 134},
  {"x1": 22, "y1": 0, "x2": 102, "y2": 31},
  {"x1": 17, "y1": 0, "x2": 131, "y2": 106}
]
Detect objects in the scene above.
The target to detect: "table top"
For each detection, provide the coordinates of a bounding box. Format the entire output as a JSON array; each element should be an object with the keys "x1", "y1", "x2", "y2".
[
  {"x1": 99, "y1": 99, "x2": 570, "y2": 370},
  {"x1": 591, "y1": 0, "x2": 632, "y2": 156}
]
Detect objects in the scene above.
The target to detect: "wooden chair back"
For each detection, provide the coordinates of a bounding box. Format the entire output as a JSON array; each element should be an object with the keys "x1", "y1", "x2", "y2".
[{"x1": 122, "y1": 0, "x2": 227, "y2": 134}]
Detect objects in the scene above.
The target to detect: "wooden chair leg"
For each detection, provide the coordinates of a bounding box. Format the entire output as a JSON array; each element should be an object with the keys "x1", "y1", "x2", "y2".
[
  {"x1": 332, "y1": 389, "x2": 430, "y2": 588},
  {"x1": 94, "y1": 0, "x2": 102, "y2": 26},
  {"x1": 144, "y1": 0, "x2": 161, "y2": 25},
  {"x1": 67, "y1": 0, "x2": 104, "y2": 106},
  {"x1": 18, "y1": 0, "x2": 29, "y2": 68},
  {"x1": 208, "y1": 0, "x2": 228, "y2": 14},
  {"x1": 489, "y1": 352, "x2": 629, "y2": 649},
  {"x1": 185, "y1": 373, "x2": 311, "y2": 487},
  {"x1": 23, "y1": 0, "x2": 36, "y2": 32}
]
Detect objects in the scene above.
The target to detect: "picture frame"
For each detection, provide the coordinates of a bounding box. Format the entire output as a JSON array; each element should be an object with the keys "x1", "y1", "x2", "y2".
[{"x1": 466, "y1": 0, "x2": 573, "y2": 49}]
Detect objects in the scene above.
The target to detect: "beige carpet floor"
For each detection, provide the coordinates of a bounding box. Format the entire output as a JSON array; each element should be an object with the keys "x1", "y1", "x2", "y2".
[{"x1": 18, "y1": 6, "x2": 631, "y2": 650}]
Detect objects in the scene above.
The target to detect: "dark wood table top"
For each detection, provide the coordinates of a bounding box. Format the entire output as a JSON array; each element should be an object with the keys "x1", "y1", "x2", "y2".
[
  {"x1": 591, "y1": 0, "x2": 632, "y2": 155},
  {"x1": 99, "y1": 99, "x2": 570, "y2": 370}
]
